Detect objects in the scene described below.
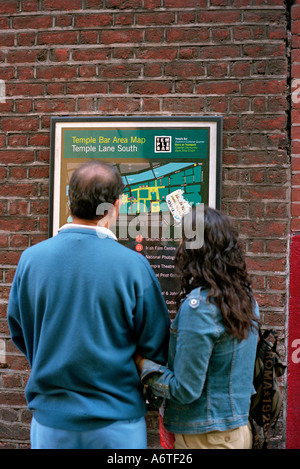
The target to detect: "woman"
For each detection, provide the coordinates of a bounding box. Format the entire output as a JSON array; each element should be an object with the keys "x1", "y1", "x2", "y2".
[{"x1": 136, "y1": 205, "x2": 259, "y2": 449}]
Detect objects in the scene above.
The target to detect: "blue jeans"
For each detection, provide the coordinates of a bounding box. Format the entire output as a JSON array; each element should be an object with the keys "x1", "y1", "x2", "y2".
[{"x1": 30, "y1": 416, "x2": 147, "y2": 449}]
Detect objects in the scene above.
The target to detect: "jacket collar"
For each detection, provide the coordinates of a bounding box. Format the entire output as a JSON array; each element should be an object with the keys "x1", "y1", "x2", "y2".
[{"x1": 58, "y1": 223, "x2": 117, "y2": 241}]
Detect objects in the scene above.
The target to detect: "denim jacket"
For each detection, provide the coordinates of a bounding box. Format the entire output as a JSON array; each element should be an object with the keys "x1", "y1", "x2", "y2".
[{"x1": 141, "y1": 287, "x2": 259, "y2": 434}]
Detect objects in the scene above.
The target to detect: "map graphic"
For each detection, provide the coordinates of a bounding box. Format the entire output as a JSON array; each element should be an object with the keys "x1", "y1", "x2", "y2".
[{"x1": 117, "y1": 162, "x2": 203, "y2": 215}]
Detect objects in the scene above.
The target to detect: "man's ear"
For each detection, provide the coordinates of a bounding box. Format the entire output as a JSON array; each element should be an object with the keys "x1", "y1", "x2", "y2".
[{"x1": 113, "y1": 198, "x2": 120, "y2": 217}]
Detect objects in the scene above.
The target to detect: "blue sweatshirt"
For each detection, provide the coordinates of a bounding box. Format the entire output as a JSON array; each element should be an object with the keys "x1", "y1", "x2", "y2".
[{"x1": 7, "y1": 226, "x2": 170, "y2": 431}]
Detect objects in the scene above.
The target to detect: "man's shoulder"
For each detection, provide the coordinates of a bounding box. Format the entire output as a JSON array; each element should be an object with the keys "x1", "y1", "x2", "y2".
[{"x1": 19, "y1": 236, "x2": 58, "y2": 261}]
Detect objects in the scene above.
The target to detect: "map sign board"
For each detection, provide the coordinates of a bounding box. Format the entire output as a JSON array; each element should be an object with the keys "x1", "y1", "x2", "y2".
[{"x1": 50, "y1": 116, "x2": 222, "y2": 315}]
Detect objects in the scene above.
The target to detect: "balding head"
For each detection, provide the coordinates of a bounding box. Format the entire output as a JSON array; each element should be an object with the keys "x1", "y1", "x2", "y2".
[{"x1": 69, "y1": 161, "x2": 125, "y2": 221}]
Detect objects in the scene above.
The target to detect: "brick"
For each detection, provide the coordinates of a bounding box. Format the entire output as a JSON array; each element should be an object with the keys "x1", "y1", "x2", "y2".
[
  {"x1": 291, "y1": 218, "x2": 300, "y2": 231},
  {"x1": 36, "y1": 66, "x2": 77, "y2": 79},
  {"x1": 46, "y1": 83, "x2": 65, "y2": 95},
  {"x1": 9, "y1": 166, "x2": 27, "y2": 179},
  {"x1": 9, "y1": 201, "x2": 29, "y2": 216},
  {"x1": 165, "y1": 62, "x2": 205, "y2": 77},
  {"x1": 0, "y1": 0, "x2": 18, "y2": 13},
  {"x1": 66, "y1": 82, "x2": 107, "y2": 95},
  {"x1": 233, "y1": 26, "x2": 251, "y2": 41},
  {"x1": 113, "y1": 48, "x2": 133, "y2": 59},
  {"x1": 29, "y1": 133, "x2": 50, "y2": 147},
  {"x1": 244, "y1": 10, "x2": 284, "y2": 24},
  {"x1": 207, "y1": 62, "x2": 228, "y2": 78},
  {"x1": 7, "y1": 49, "x2": 41, "y2": 63},
  {"x1": 78, "y1": 65, "x2": 98, "y2": 78},
  {"x1": 43, "y1": 0, "x2": 81, "y2": 9},
  {"x1": 35, "y1": 99, "x2": 76, "y2": 113},
  {"x1": 243, "y1": 42, "x2": 286, "y2": 58},
  {"x1": 100, "y1": 64, "x2": 141, "y2": 78},
  {"x1": 136, "y1": 12, "x2": 176, "y2": 25},
  {"x1": 179, "y1": 47, "x2": 199, "y2": 60},
  {"x1": 163, "y1": 97, "x2": 205, "y2": 112},
  {"x1": 197, "y1": 81, "x2": 239, "y2": 95},
  {"x1": 16, "y1": 100, "x2": 33, "y2": 113},
  {"x1": 13, "y1": 16, "x2": 52, "y2": 29},
  {"x1": 144, "y1": 0, "x2": 161, "y2": 7},
  {"x1": 292, "y1": 5, "x2": 300, "y2": 20},
  {"x1": 200, "y1": 45, "x2": 240, "y2": 59},
  {"x1": 267, "y1": 239, "x2": 287, "y2": 254},
  {"x1": 6, "y1": 83, "x2": 44, "y2": 97},
  {"x1": 75, "y1": 14, "x2": 113, "y2": 28},
  {"x1": 142, "y1": 98, "x2": 160, "y2": 112},
  {"x1": 97, "y1": 98, "x2": 140, "y2": 113},
  {"x1": 115, "y1": 13, "x2": 134, "y2": 26},
  {"x1": 0, "y1": 218, "x2": 38, "y2": 232},
  {"x1": 130, "y1": 81, "x2": 172, "y2": 95},
  {"x1": 165, "y1": 0, "x2": 206, "y2": 6},
  {"x1": 145, "y1": 28, "x2": 164, "y2": 42},
  {"x1": 78, "y1": 98, "x2": 95, "y2": 112},
  {"x1": 10, "y1": 235, "x2": 29, "y2": 248},
  {"x1": 31, "y1": 200, "x2": 49, "y2": 214},
  {"x1": 55, "y1": 15, "x2": 72, "y2": 27},
  {"x1": 136, "y1": 47, "x2": 177, "y2": 61},
  {"x1": 0, "y1": 150, "x2": 34, "y2": 164},
  {"x1": 1, "y1": 117, "x2": 39, "y2": 132},
  {"x1": 267, "y1": 276, "x2": 286, "y2": 291},
  {"x1": 18, "y1": 67, "x2": 35, "y2": 80},
  {"x1": 50, "y1": 49, "x2": 70, "y2": 62},
  {"x1": 1, "y1": 183, "x2": 36, "y2": 197},
  {"x1": 212, "y1": 28, "x2": 231, "y2": 42},
  {"x1": 196, "y1": 10, "x2": 240, "y2": 23},
  {"x1": 0, "y1": 33, "x2": 15, "y2": 47},
  {"x1": 292, "y1": 203, "x2": 300, "y2": 217},
  {"x1": 72, "y1": 48, "x2": 110, "y2": 62},
  {"x1": 144, "y1": 63, "x2": 162, "y2": 77},
  {"x1": 166, "y1": 28, "x2": 209, "y2": 43},
  {"x1": 241, "y1": 79, "x2": 286, "y2": 95},
  {"x1": 240, "y1": 220, "x2": 288, "y2": 237},
  {"x1": 292, "y1": 188, "x2": 300, "y2": 202},
  {"x1": 246, "y1": 257, "x2": 286, "y2": 272},
  {"x1": 241, "y1": 115, "x2": 287, "y2": 131},
  {"x1": 241, "y1": 185, "x2": 287, "y2": 201},
  {"x1": 80, "y1": 30, "x2": 99, "y2": 44},
  {"x1": 0, "y1": 251, "x2": 22, "y2": 265},
  {"x1": 38, "y1": 31, "x2": 78, "y2": 45},
  {"x1": 101, "y1": 29, "x2": 143, "y2": 44},
  {"x1": 17, "y1": 32, "x2": 35, "y2": 46}
]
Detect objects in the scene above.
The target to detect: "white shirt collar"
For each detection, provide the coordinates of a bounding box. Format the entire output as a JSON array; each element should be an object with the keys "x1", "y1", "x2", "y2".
[{"x1": 58, "y1": 223, "x2": 117, "y2": 241}]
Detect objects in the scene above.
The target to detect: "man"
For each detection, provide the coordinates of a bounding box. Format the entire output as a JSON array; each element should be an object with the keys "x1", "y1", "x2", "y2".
[{"x1": 7, "y1": 161, "x2": 170, "y2": 449}]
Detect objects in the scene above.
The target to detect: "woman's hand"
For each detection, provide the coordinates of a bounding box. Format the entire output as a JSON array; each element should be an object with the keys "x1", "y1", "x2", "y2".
[{"x1": 134, "y1": 352, "x2": 145, "y2": 373}]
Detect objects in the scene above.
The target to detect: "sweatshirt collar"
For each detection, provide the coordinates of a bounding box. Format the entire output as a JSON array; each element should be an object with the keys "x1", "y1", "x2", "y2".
[{"x1": 58, "y1": 223, "x2": 117, "y2": 241}]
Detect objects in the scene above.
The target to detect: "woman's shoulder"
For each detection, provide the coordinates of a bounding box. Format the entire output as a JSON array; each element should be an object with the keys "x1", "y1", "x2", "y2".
[
  {"x1": 182, "y1": 287, "x2": 219, "y2": 315},
  {"x1": 186, "y1": 287, "x2": 210, "y2": 303}
]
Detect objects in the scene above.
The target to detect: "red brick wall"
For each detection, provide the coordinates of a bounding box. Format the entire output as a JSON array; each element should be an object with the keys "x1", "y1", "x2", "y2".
[{"x1": 0, "y1": 0, "x2": 290, "y2": 448}]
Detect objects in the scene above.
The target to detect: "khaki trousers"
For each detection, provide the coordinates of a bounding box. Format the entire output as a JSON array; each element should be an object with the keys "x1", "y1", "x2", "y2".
[{"x1": 174, "y1": 422, "x2": 252, "y2": 449}]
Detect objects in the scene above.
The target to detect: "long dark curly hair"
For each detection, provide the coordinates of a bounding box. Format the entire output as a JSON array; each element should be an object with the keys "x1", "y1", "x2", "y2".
[{"x1": 175, "y1": 205, "x2": 258, "y2": 341}]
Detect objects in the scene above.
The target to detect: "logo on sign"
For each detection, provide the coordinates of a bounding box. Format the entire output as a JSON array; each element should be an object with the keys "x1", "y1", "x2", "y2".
[{"x1": 155, "y1": 136, "x2": 171, "y2": 153}]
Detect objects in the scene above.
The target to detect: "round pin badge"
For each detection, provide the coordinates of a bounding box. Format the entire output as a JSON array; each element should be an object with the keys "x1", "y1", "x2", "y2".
[{"x1": 189, "y1": 298, "x2": 199, "y2": 308}]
